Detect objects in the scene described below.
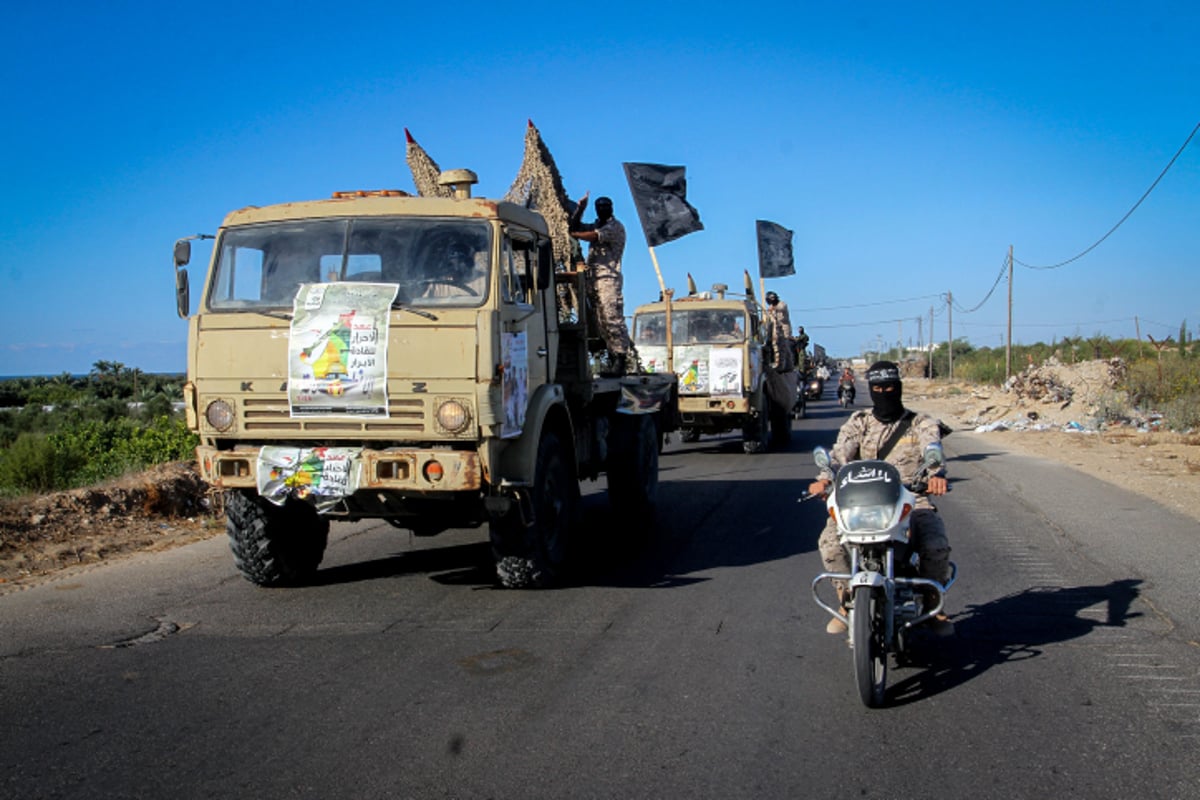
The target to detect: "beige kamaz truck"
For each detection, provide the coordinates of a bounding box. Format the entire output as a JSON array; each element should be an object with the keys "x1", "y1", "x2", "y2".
[
  {"x1": 172, "y1": 169, "x2": 677, "y2": 589},
  {"x1": 631, "y1": 275, "x2": 795, "y2": 454}
]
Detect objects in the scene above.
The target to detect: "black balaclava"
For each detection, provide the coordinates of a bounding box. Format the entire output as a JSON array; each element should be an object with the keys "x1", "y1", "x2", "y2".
[
  {"x1": 594, "y1": 196, "x2": 614, "y2": 224},
  {"x1": 866, "y1": 360, "x2": 904, "y2": 423}
]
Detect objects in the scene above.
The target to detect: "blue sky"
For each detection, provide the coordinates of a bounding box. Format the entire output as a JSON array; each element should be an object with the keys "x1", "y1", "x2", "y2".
[{"x1": 2, "y1": 1, "x2": 1196, "y2": 376}]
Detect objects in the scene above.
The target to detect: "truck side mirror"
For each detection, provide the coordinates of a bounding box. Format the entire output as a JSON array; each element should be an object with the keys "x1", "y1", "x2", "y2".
[
  {"x1": 174, "y1": 239, "x2": 191, "y2": 267},
  {"x1": 175, "y1": 267, "x2": 190, "y2": 319}
]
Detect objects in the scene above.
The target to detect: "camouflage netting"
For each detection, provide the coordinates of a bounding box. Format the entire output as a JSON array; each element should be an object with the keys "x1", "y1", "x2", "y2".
[
  {"x1": 503, "y1": 120, "x2": 576, "y2": 269},
  {"x1": 404, "y1": 129, "x2": 453, "y2": 198}
]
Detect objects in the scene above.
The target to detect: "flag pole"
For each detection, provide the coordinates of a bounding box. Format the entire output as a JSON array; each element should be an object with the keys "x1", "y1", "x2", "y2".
[{"x1": 648, "y1": 246, "x2": 667, "y2": 296}]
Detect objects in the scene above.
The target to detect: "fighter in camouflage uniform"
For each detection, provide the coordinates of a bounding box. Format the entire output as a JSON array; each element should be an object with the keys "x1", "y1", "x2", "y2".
[
  {"x1": 570, "y1": 194, "x2": 634, "y2": 374},
  {"x1": 763, "y1": 291, "x2": 794, "y2": 371},
  {"x1": 808, "y1": 361, "x2": 954, "y2": 635}
]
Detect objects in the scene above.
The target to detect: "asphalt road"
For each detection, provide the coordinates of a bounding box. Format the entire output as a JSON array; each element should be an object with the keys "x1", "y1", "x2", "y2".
[{"x1": 2, "y1": 385, "x2": 1198, "y2": 799}]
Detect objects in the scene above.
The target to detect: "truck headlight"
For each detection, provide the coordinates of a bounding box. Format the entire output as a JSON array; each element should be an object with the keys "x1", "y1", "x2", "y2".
[
  {"x1": 435, "y1": 399, "x2": 471, "y2": 434},
  {"x1": 205, "y1": 399, "x2": 236, "y2": 432}
]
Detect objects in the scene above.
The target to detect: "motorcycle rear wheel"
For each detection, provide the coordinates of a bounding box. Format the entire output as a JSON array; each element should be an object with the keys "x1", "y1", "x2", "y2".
[{"x1": 852, "y1": 585, "x2": 888, "y2": 707}]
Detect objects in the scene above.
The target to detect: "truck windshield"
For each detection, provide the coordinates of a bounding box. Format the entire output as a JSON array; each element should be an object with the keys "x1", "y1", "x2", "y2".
[
  {"x1": 207, "y1": 217, "x2": 492, "y2": 310},
  {"x1": 635, "y1": 309, "x2": 746, "y2": 345}
]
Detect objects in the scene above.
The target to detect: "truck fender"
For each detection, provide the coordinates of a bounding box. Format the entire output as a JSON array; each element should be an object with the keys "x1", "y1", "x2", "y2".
[{"x1": 496, "y1": 383, "x2": 574, "y2": 485}]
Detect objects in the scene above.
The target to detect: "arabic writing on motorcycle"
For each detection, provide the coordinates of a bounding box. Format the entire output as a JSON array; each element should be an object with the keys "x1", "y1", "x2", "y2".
[
  {"x1": 840, "y1": 465, "x2": 895, "y2": 488},
  {"x1": 257, "y1": 446, "x2": 363, "y2": 511},
  {"x1": 501, "y1": 332, "x2": 528, "y2": 439},
  {"x1": 288, "y1": 282, "x2": 399, "y2": 417}
]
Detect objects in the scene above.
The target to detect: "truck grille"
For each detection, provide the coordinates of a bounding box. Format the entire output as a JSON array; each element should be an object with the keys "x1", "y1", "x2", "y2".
[{"x1": 236, "y1": 396, "x2": 426, "y2": 434}]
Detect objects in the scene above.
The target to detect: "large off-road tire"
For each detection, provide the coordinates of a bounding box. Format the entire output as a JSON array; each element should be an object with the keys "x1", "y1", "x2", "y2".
[
  {"x1": 851, "y1": 585, "x2": 888, "y2": 708},
  {"x1": 742, "y1": 391, "x2": 769, "y2": 454},
  {"x1": 225, "y1": 489, "x2": 329, "y2": 587},
  {"x1": 607, "y1": 413, "x2": 659, "y2": 517},
  {"x1": 491, "y1": 431, "x2": 579, "y2": 589}
]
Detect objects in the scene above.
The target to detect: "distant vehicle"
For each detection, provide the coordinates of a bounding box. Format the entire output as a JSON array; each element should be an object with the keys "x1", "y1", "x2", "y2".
[{"x1": 632, "y1": 273, "x2": 795, "y2": 453}]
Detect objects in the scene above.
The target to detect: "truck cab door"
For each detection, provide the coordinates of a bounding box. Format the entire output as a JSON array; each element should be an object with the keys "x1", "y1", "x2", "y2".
[{"x1": 499, "y1": 228, "x2": 550, "y2": 408}]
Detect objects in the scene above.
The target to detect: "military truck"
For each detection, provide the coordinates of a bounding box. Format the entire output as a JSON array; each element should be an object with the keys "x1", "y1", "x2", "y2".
[
  {"x1": 631, "y1": 274, "x2": 795, "y2": 454},
  {"x1": 172, "y1": 169, "x2": 677, "y2": 589}
]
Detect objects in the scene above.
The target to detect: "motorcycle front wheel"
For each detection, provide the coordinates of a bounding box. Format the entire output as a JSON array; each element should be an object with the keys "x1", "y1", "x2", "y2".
[{"x1": 852, "y1": 585, "x2": 888, "y2": 707}]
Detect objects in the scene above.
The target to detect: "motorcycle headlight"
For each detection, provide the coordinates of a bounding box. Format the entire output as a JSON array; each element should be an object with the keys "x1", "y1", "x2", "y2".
[{"x1": 839, "y1": 504, "x2": 897, "y2": 532}]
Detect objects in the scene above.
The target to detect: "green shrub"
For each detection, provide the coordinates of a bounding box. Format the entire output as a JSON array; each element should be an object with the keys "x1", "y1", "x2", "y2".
[{"x1": 0, "y1": 433, "x2": 81, "y2": 494}]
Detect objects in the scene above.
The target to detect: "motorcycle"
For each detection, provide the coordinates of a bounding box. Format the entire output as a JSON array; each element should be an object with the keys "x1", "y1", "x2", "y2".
[
  {"x1": 804, "y1": 445, "x2": 957, "y2": 707},
  {"x1": 837, "y1": 379, "x2": 855, "y2": 407}
]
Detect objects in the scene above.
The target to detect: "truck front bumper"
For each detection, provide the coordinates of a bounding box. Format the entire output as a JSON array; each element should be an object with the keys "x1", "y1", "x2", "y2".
[
  {"x1": 678, "y1": 396, "x2": 751, "y2": 415},
  {"x1": 196, "y1": 445, "x2": 483, "y2": 492}
]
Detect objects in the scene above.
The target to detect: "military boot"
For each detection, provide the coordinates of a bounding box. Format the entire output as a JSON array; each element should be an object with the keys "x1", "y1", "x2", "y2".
[{"x1": 826, "y1": 585, "x2": 849, "y2": 635}]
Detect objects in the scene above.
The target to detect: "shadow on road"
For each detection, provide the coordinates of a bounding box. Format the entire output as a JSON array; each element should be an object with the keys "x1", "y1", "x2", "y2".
[
  {"x1": 303, "y1": 472, "x2": 829, "y2": 591},
  {"x1": 884, "y1": 579, "x2": 1144, "y2": 706}
]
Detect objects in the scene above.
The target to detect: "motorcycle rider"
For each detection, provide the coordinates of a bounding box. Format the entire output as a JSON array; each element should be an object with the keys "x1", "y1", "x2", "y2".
[
  {"x1": 837, "y1": 366, "x2": 856, "y2": 404},
  {"x1": 807, "y1": 361, "x2": 954, "y2": 636}
]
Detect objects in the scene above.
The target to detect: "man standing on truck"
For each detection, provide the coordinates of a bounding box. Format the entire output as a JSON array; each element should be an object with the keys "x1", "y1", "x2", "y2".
[
  {"x1": 763, "y1": 291, "x2": 794, "y2": 371},
  {"x1": 570, "y1": 193, "x2": 635, "y2": 375}
]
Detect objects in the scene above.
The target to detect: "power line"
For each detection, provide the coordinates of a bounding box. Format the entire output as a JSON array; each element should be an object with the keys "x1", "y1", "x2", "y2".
[
  {"x1": 952, "y1": 253, "x2": 1010, "y2": 314},
  {"x1": 1014, "y1": 120, "x2": 1200, "y2": 270}
]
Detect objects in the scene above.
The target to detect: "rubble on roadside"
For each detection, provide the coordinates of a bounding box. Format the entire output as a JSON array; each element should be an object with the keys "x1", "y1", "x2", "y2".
[{"x1": 907, "y1": 357, "x2": 1165, "y2": 435}]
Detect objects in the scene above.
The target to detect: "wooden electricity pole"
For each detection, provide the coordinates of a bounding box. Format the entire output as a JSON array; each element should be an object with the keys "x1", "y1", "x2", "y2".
[
  {"x1": 1005, "y1": 245, "x2": 1013, "y2": 382},
  {"x1": 929, "y1": 306, "x2": 935, "y2": 378},
  {"x1": 947, "y1": 291, "x2": 954, "y2": 380}
]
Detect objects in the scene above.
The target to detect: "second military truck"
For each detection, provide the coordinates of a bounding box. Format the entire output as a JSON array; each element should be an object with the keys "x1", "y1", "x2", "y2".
[{"x1": 631, "y1": 275, "x2": 794, "y2": 453}]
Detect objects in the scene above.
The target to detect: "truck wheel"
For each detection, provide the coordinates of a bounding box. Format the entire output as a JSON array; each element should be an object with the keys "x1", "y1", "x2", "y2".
[
  {"x1": 225, "y1": 489, "x2": 329, "y2": 586},
  {"x1": 607, "y1": 413, "x2": 659, "y2": 516},
  {"x1": 491, "y1": 431, "x2": 579, "y2": 589},
  {"x1": 742, "y1": 392, "x2": 769, "y2": 454}
]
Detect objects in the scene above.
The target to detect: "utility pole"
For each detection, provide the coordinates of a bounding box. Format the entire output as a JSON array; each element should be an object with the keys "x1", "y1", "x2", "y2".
[
  {"x1": 1135, "y1": 315, "x2": 1144, "y2": 359},
  {"x1": 1005, "y1": 245, "x2": 1013, "y2": 382},
  {"x1": 947, "y1": 291, "x2": 954, "y2": 380},
  {"x1": 929, "y1": 306, "x2": 935, "y2": 378}
]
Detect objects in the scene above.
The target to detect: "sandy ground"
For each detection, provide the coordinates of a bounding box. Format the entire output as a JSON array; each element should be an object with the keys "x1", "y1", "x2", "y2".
[{"x1": 902, "y1": 374, "x2": 1200, "y2": 525}]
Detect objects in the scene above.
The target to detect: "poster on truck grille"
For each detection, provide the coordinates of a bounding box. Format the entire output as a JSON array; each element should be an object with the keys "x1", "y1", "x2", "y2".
[
  {"x1": 258, "y1": 446, "x2": 363, "y2": 511},
  {"x1": 288, "y1": 282, "x2": 398, "y2": 417},
  {"x1": 708, "y1": 347, "x2": 743, "y2": 396}
]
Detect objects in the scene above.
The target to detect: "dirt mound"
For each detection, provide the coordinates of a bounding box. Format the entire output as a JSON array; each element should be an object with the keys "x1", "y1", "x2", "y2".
[
  {"x1": 0, "y1": 461, "x2": 222, "y2": 589},
  {"x1": 908, "y1": 357, "x2": 1135, "y2": 432}
]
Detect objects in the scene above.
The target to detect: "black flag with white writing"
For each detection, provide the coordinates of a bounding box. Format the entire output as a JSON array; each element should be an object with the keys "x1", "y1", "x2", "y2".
[
  {"x1": 756, "y1": 220, "x2": 795, "y2": 278},
  {"x1": 622, "y1": 162, "x2": 704, "y2": 247}
]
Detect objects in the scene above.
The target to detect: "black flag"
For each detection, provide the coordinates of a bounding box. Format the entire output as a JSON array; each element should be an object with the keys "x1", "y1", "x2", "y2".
[
  {"x1": 756, "y1": 220, "x2": 795, "y2": 278},
  {"x1": 622, "y1": 162, "x2": 704, "y2": 247}
]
